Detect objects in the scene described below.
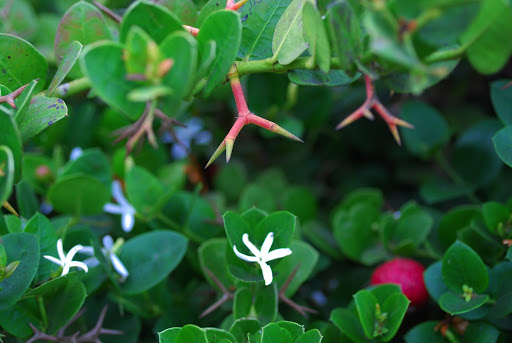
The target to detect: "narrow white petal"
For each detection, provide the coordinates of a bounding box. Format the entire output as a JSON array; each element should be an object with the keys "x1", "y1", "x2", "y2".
[
  {"x1": 67, "y1": 261, "x2": 89, "y2": 273},
  {"x1": 112, "y1": 180, "x2": 130, "y2": 207},
  {"x1": 263, "y1": 248, "x2": 292, "y2": 262},
  {"x1": 65, "y1": 244, "x2": 84, "y2": 264},
  {"x1": 259, "y1": 262, "x2": 273, "y2": 286},
  {"x1": 80, "y1": 246, "x2": 95, "y2": 256},
  {"x1": 260, "y1": 232, "x2": 274, "y2": 256},
  {"x1": 61, "y1": 265, "x2": 70, "y2": 275},
  {"x1": 122, "y1": 213, "x2": 135, "y2": 232},
  {"x1": 103, "y1": 203, "x2": 124, "y2": 214},
  {"x1": 103, "y1": 235, "x2": 114, "y2": 250},
  {"x1": 83, "y1": 257, "x2": 100, "y2": 268},
  {"x1": 233, "y1": 245, "x2": 259, "y2": 262},
  {"x1": 44, "y1": 255, "x2": 64, "y2": 266},
  {"x1": 56, "y1": 239, "x2": 65, "y2": 262},
  {"x1": 69, "y1": 147, "x2": 83, "y2": 161},
  {"x1": 242, "y1": 234, "x2": 261, "y2": 257},
  {"x1": 110, "y1": 254, "x2": 129, "y2": 279}
]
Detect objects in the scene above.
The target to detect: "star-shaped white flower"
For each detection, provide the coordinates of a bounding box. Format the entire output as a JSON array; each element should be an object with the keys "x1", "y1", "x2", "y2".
[
  {"x1": 44, "y1": 239, "x2": 88, "y2": 276},
  {"x1": 233, "y1": 232, "x2": 292, "y2": 286},
  {"x1": 103, "y1": 180, "x2": 136, "y2": 232},
  {"x1": 81, "y1": 235, "x2": 129, "y2": 281}
]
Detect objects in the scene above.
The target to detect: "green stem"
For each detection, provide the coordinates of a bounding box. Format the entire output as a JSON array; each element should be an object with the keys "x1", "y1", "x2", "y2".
[
  {"x1": 234, "y1": 57, "x2": 343, "y2": 77},
  {"x1": 485, "y1": 297, "x2": 496, "y2": 305},
  {"x1": 36, "y1": 295, "x2": 48, "y2": 331},
  {"x1": 435, "y1": 151, "x2": 480, "y2": 204},
  {"x1": 37, "y1": 77, "x2": 92, "y2": 98}
]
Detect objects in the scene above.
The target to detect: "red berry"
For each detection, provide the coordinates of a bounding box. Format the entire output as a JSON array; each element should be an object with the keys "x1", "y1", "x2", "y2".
[{"x1": 371, "y1": 258, "x2": 428, "y2": 307}]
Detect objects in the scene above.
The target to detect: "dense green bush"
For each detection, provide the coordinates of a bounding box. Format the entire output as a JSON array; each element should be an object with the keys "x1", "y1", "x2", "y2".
[{"x1": 1, "y1": 0, "x2": 512, "y2": 342}]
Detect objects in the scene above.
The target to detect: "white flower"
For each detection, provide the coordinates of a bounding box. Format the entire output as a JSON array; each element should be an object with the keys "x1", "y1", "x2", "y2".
[
  {"x1": 233, "y1": 232, "x2": 292, "y2": 286},
  {"x1": 44, "y1": 239, "x2": 88, "y2": 276},
  {"x1": 103, "y1": 180, "x2": 136, "y2": 232},
  {"x1": 161, "y1": 117, "x2": 212, "y2": 159},
  {"x1": 81, "y1": 235, "x2": 129, "y2": 281},
  {"x1": 69, "y1": 147, "x2": 83, "y2": 161}
]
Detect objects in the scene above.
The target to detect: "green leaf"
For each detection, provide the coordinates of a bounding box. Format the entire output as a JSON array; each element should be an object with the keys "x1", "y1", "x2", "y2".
[
  {"x1": 295, "y1": 329, "x2": 323, "y2": 343},
  {"x1": 0, "y1": 113, "x2": 22, "y2": 183},
  {"x1": 60, "y1": 148, "x2": 111, "y2": 189},
  {"x1": 230, "y1": 318, "x2": 261, "y2": 343},
  {"x1": 261, "y1": 323, "x2": 293, "y2": 343},
  {"x1": 404, "y1": 321, "x2": 447, "y2": 343},
  {"x1": 439, "y1": 292, "x2": 488, "y2": 315},
  {"x1": 159, "y1": 328, "x2": 181, "y2": 343},
  {"x1": 419, "y1": 178, "x2": 470, "y2": 205},
  {"x1": 239, "y1": 184, "x2": 276, "y2": 213},
  {"x1": 482, "y1": 201, "x2": 509, "y2": 234},
  {"x1": 81, "y1": 41, "x2": 146, "y2": 120},
  {"x1": 199, "y1": 238, "x2": 236, "y2": 292},
  {"x1": 126, "y1": 166, "x2": 164, "y2": 216},
  {"x1": 282, "y1": 186, "x2": 317, "y2": 222},
  {"x1": 47, "y1": 41, "x2": 83, "y2": 96},
  {"x1": 460, "y1": 0, "x2": 512, "y2": 74},
  {"x1": 400, "y1": 101, "x2": 451, "y2": 158},
  {"x1": 214, "y1": 163, "x2": 247, "y2": 202},
  {"x1": 197, "y1": 0, "x2": 228, "y2": 27},
  {"x1": 238, "y1": 0, "x2": 292, "y2": 60},
  {"x1": 120, "y1": 1, "x2": 184, "y2": 44},
  {"x1": 380, "y1": 293, "x2": 410, "y2": 342},
  {"x1": 54, "y1": 1, "x2": 112, "y2": 78},
  {"x1": 15, "y1": 181, "x2": 37, "y2": 218},
  {"x1": 197, "y1": 10, "x2": 242, "y2": 96},
  {"x1": 272, "y1": 0, "x2": 314, "y2": 64},
  {"x1": 273, "y1": 241, "x2": 319, "y2": 297},
  {"x1": 119, "y1": 230, "x2": 188, "y2": 295},
  {"x1": 176, "y1": 325, "x2": 208, "y2": 343},
  {"x1": 330, "y1": 307, "x2": 368, "y2": 343},
  {"x1": 491, "y1": 79, "x2": 512, "y2": 125},
  {"x1": 423, "y1": 261, "x2": 449, "y2": 302},
  {"x1": 0, "y1": 33, "x2": 47, "y2": 92},
  {"x1": 13, "y1": 79, "x2": 38, "y2": 126},
  {"x1": 234, "y1": 287, "x2": 252, "y2": 319},
  {"x1": 19, "y1": 96, "x2": 68, "y2": 142},
  {"x1": 442, "y1": 240, "x2": 489, "y2": 293},
  {"x1": 288, "y1": 69, "x2": 359, "y2": 87},
  {"x1": 276, "y1": 321, "x2": 305, "y2": 341},
  {"x1": 24, "y1": 213, "x2": 59, "y2": 281},
  {"x1": 462, "y1": 322, "x2": 500, "y2": 343},
  {"x1": 48, "y1": 174, "x2": 110, "y2": 216},
  {"x1": 254, "y1": 283, "x2": 278, "y2": 325},
  {"x1": 353, "y1": 290, "x2": 378, "y2": 339},
  {"x1": 205, "y1": 328, "x2": 237, "y2": 343},
  {"x1": 0, "y1": 146, "x2": 14, "y2": 204},
  {"x1": 493, "y1": 125, "x2": 512, "y2": 168},
  {"x1": 438, "y1": 205, "x2": 480, "y2": 249},
  {"x1": 124, "y1": 26, "x2": 156, "y2": 75},
  {"x1": 302, "y1": 2, "x2": 331, "y2": 73},
  {"x1": 0, "y1": 233, "x2": 40, "y2": 311},
  {"x1": 158, "y1": 0, "x2": 198, "y2": 25}
]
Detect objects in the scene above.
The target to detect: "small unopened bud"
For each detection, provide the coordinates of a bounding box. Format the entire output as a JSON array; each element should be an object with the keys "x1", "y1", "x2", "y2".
[
  {"x1": 158, "y1": 58, "x2": 174, "y2": 78},
  {"x1": 2, "y1": 260, "x2": 20, "y2": 278}
]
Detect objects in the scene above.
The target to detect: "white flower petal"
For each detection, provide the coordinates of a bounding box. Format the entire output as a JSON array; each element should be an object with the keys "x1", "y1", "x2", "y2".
[
  {"x1": 264, "y1": 248, "x2": 292, "y2": 262},
  {"x1": 122, "y1": 213, "x2": 135, "y2": 232},
  {"x1": 80, "y1": 246, "x2": 95, "y2": 256},
  {"x1": 65, "y1": 244, "x2": 84, "y2": 264},
  {"x1": 260, "y1": 232, "x2": 274, "y2": 256},
  {"x1": 259, "y1": 262, "x2": 273, "y2": 286},
  {"x1": 83, "y1": 257, "x2": 100, "y2": 268},
  {"x1": 61, "y1": 264, "x2": 70, "y2": 276},
  {"x1": 242, "y1": 234, "x2": 261, "y2": 257},
  {"x1": 233, "y1": 245, "x2": 259, "y2": 262},
  {"x1": 110, "y1": 254, "x2": 129, "y2": 279},
  {"x1": 103, "y1": 203, "x2": 124, "y2": 214},
  {"x1": 44, "y1": 255, "x2": 63, "y2": 266},
  {"x1": 56, "y1": 239, "x2": 65, "y2": 262},
  {"x1": 69, "y1": 147, "x2": 83, "y2": 161},
  {"x1": 67, "y1": 261, "x2": 89, "y2": 273},
  {"x1": 103, "y1": 235, "x2": 114, "y2": 250},
  {"x1": 112, "y1": 180, "x2": 130, "y2": 207}
]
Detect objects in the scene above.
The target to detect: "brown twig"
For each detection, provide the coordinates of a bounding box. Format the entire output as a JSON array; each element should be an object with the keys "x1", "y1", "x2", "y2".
[
  {"x1": 279, "y1": 265, "x2": 317, "y2": 317},
  {"x1": 92, "y1": 1, "x2": 122, "y2": 23},
  {"x1": 27, "y1": 306, "x2": 123, "y2": 343},
  {"x1": 0, "y1": 80, "x2": 37, "y2": 109},
  {"x1": 112, "y1": 101, "x2": 157, "y2": 153},
  {"x1": 199, "y1": 267, "x2": 234, "y2": 318}
]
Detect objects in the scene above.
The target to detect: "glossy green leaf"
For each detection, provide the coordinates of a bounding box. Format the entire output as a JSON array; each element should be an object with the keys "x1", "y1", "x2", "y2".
[
  {"x1": 439, "y1": 291, "x2": 488, "y2": 315},
  {"x1": 238, "y1": 0, "x2": 292, "y2": 60},
  {"x1": 272, "y1": 0, "x2": 314, "y2": 65},
  {"x1": 60, "y1": 148, "x2": 111, "y2": 189},
  {"x1": 197, "y1": 0, "x2": 228, "y2": 27},
  {"x1": 261, "y1": 323, "x2": 293, "y2": 343},
  {"x1": 276, "y1": 321, "x2": 305, "y2": 341},
  {"x1": 288, "y1": 69, "x2": 359, "y2": 87},
  {"x1": 239, "y1": 184, "x2": 276, "y2": 213},
  {"x1": 198, "y1": 238, "x2": 236, "y2": 292},
  {"x1": 23, "y1": 214, "x2": 55, "y2": 281},
  {"x1": 47, "y1": 41, "x2": 83, "y2": 96},
  {"x1": 460, "y1": 0, "x2": 512, "y2": 74},
  {"x1": 120, "y1": 1, "x2": 184, "y2": 44},
  {"x1": 330, "y1": 307, "x2": 368, "y2": 343},
  {"x1": 491, "y1": 79, "x2": 512, "y2": 125},
  {"x1": 302, "y1": 2, "x2": 331, "y2": 73},
  {"x1": 254, "y1": 283, "x2": 278, "y2": 325},
  {"x1": 234, "y1": 287, "x2": 252, "y2": 319},
  {"x1": 493, "y1": 125, "x2": 512, "y2": 168},
  {"x1": 353, "y1": 290, "x2": 378, "y2": 339},
  {"x1": 404, "y1": 321, "x2": 447, "y2": 343},
  {"x1": 424, "y1": 261, "x2": 449, "y2": 302},
  {"x1": 482, "y1": 201, "x2": 509, "y2": 234},
  {"x1": 48, "y1": 174, "x2": 110, "y2": 216},
  {"x1": 296, "y1": 329, "x2": 323, "y2": 343},
  {"x1": 438, "y1": 205, "x2": 480, "y2": 249},
  {"x1": 19, "y1": 96, "x2": 68, "y2": 142},
  {"x1": 463, "y1": 322, "x2": 500, "y2": 343},
  {"x1": 488, "y1": 262, "x2": 512, "y2": 318},
  {"x1": 0, "y1": 112, "x2": 22, "y2": 182},
  {"x1": 380, "y1": 293, "x2": 410, "y2": 342},
  {"x1": 0, "y1": 146, "x2": 14, "y2": 204},
  {"x1": 125, "y1": 166, "x2": 164, "y2": 215},
  {"x1": 273, "y1": 241, "x2": 319, "y2": 297},
  {"x1": 176, "y1": 325, "x2": 208, "y2": 343},
  {"x1": 124, "y1": 26, "x2": 156, "y2": 76},
  {"x1": 15, "y1": 181, "x2": 38, "y2": 219},
  {"x1": 205, "y1": 328, "x2": 237, "y2": 343},
  {"x1": 197, "y1": 10, "x2": 242, "y2": 96},
  {"x1": 13, "y1": 79, "x2": 38, "y2": 126},
  {"x1": 400, "y1": 101, "x2": 451, "y2": 158},
  {"x1": 159, "y1": 328, "x2": 181, "y2": 343},
  {"x1": 81, "y1": 41, "x2": 146, "y2": 120},
  {"x1": 0, "y1": 233, "x2": 39, "y2": 311},
  {"x1": 442, "y1": 240, "x2": 488, "y2": 293},
  {"x1": 158, "y1": 0, "x2": 198, "y2": 25},
  {"x1": 0, "y1": 33, "x2": 47, "y2": 92},
  {"x1": 419, "y1": 178, "x2": 470, "y2": 205},
  {"x1": 119, "y1": 230, "x2": 188, "y2": 294},
  {"x1": 229, "y1": 318, "x2": 261, "y2": 343},
  {"x1": 0, "y1": 0, "x2": 37, "y2": 39}
]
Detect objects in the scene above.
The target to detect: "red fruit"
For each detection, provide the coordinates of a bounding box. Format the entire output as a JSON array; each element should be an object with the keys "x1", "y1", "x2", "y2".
[{"x1": 371, "y1": 258, "x2": 428, "y2": 307}]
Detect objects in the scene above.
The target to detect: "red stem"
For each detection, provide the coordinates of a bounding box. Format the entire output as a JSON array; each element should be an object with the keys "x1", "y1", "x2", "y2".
[{"x1": 230, "y1": 77, "x2": 250, "y2": 115}]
